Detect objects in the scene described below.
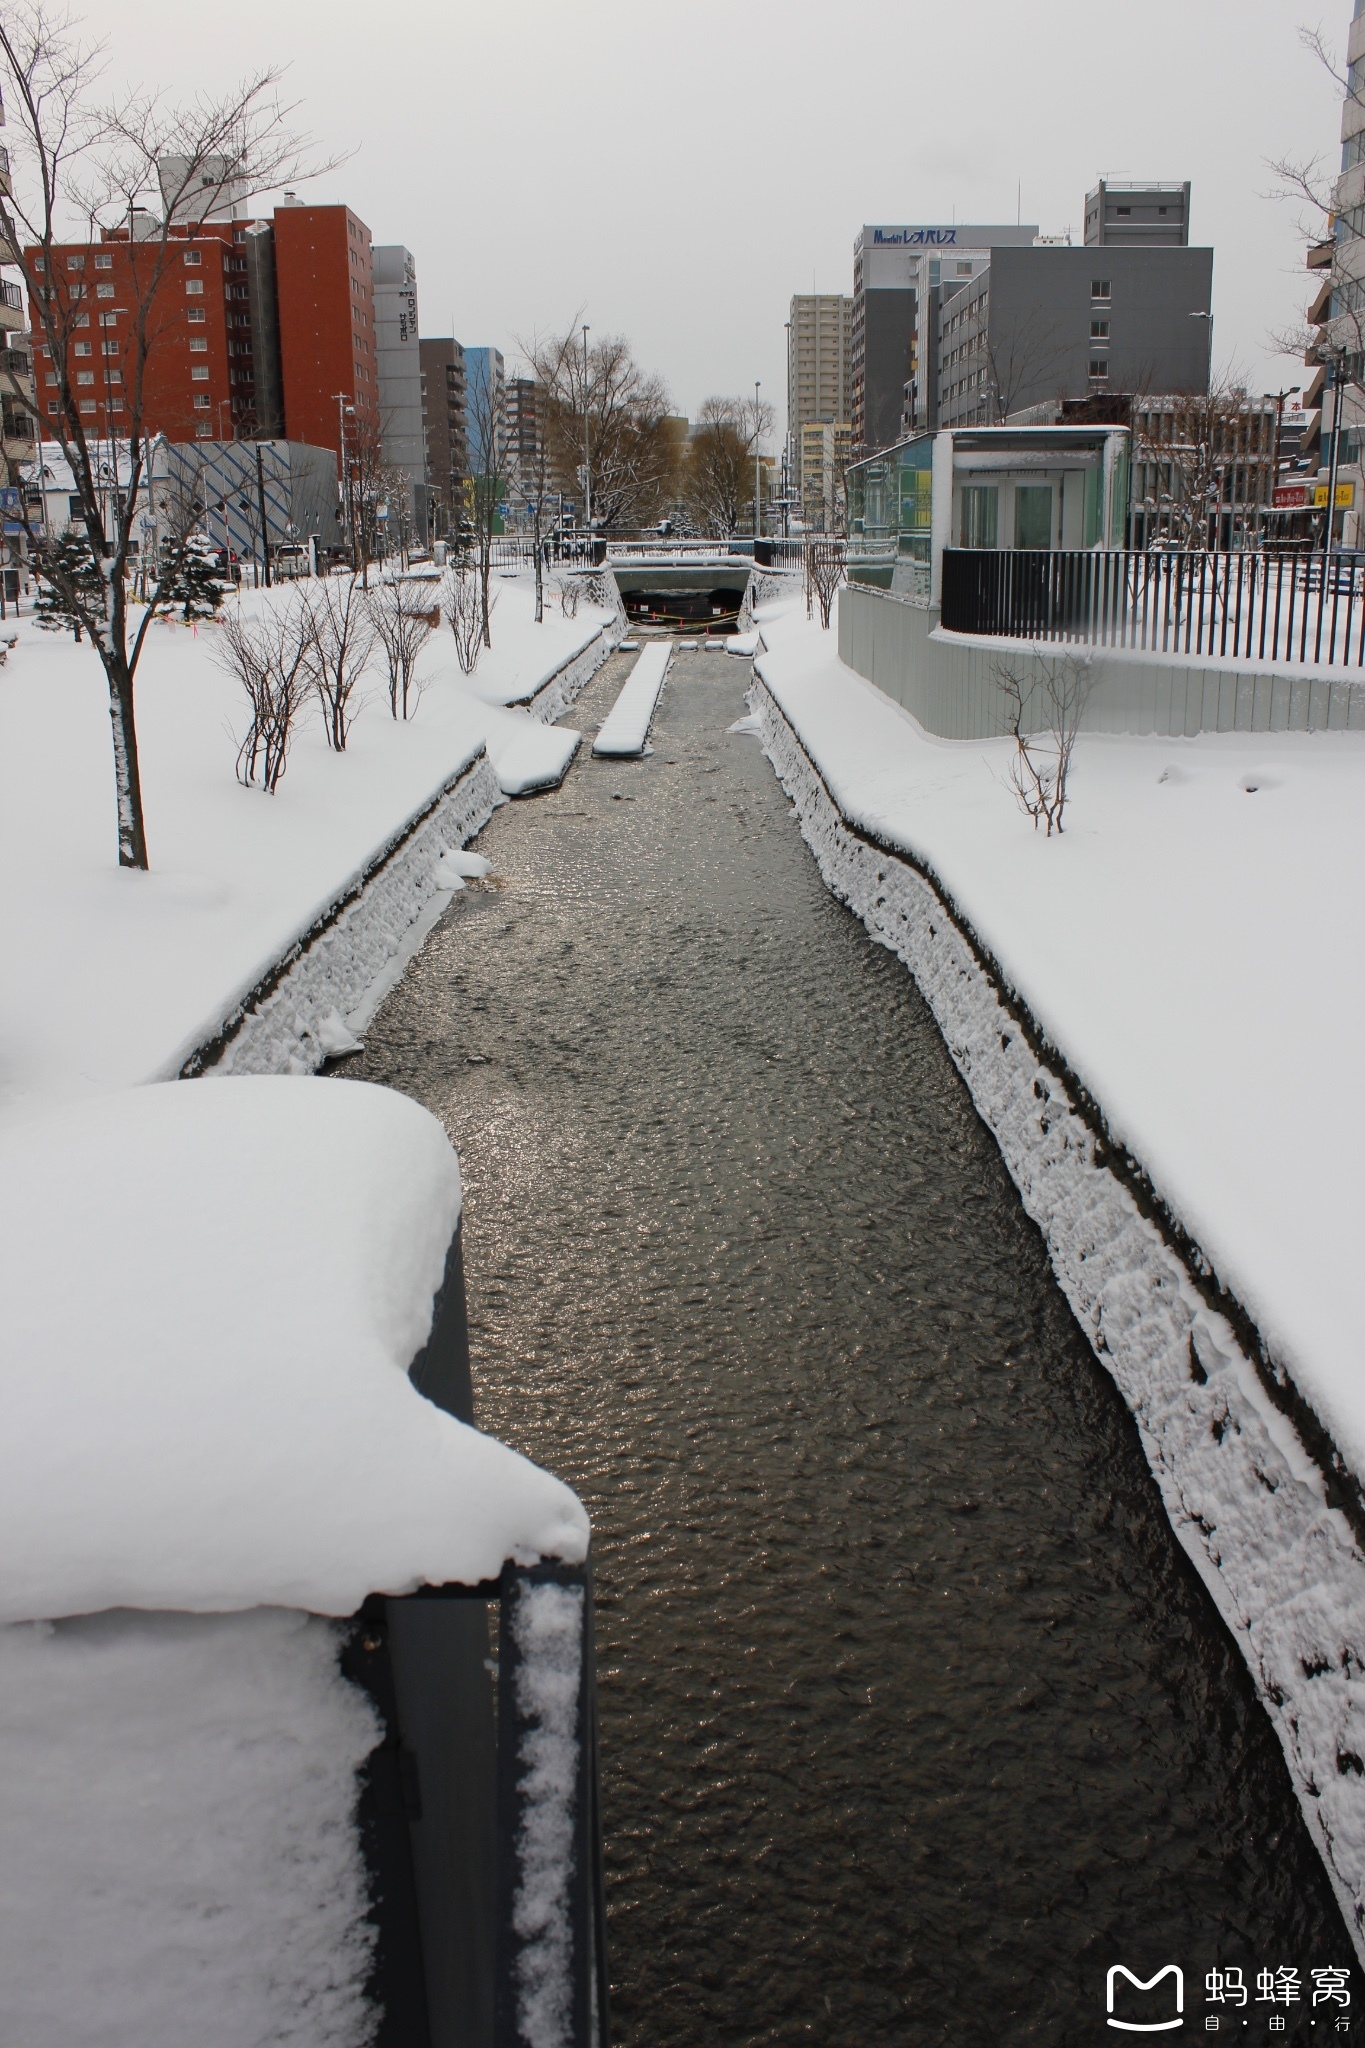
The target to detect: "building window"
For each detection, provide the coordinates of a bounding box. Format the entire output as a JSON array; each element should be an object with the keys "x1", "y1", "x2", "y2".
[
  {"x1": 75, "y1": 313, "x2": 89, "y2": 328},
  {"x1": 47, "y1": 399, "x2": 57, "y2": 414},
  {"x1": 1091, "y1": 320, "x2": 1109, "y2": 339},
  {"x1": 193, "y1": 394, "x2": 211, "y2": 410},
  {"x1": 185, "y1": 279, "x2": 203, "y2": 295},
  {"x1": 74, "y1": 341, "x2": 91, "y2": 357},
  {"x1": 1089, "y1": 358, "x2": 1109, "y2": 379},
  {"x1": 99, "y1": 313, "x2": 117, "y2": 327},
  {"x1": 76, "y1": 371, "x2": 94, "y2": 386},
  {"x1": 191, "y1": 366, "x2": 209, "y2": 381},
  {"x1": 102, "y1": 340, "x2": 118, "y2": 356},
  {"x1": 1116, "y1": 205, "x2": 1131, "y2": 217},
  {"x1": 184, "y1": 249, "x2": 202, "y2": 265},
  {"x1": 190, "y1": 337, "x2": 208, "y2": 352},
  {"x1": 97, "y1": 284, "x2": 114, "y2": 299},
  {"x1": 1092, "y1": 279, "x2": 1110, "y2": 302},
  {"x1": 80, "y1": 399, "x2": 95, "y2": 413},
  {"x1": 188, "y1": 308, "x2": 206, "y2": 324},
  {"x1": 95, "y1": 253, "x2": 113, "y2": 270},
  {"x1": 66, "y1": 254, "x2": 84, "y2": 270}
]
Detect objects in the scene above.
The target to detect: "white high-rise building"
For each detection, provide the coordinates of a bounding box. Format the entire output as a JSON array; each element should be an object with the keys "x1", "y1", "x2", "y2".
[{"x1": 373, "y1": 245, "x2": 428, "y2": 540}]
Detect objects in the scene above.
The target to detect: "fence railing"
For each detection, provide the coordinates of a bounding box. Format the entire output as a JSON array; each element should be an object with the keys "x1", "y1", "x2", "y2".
[
  {"x1": 940, "y1": 547, "x2": 1365, "y2": 669},
  {"x1": 0, "y1": 278, "x2": 24, "y2": 314}
]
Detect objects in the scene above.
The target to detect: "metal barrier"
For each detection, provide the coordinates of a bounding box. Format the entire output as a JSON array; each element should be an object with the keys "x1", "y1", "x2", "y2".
[
  {"x1": 941, "y1": 547, "x2": 1365, "y2": 669},
  {"x1": 343, "y1": 1222, "x2": 609, "y2": 2048}
]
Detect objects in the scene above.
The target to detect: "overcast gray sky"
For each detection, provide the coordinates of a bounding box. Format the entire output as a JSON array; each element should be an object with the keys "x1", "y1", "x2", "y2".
[{"x1": 101, "y1": 0, "x2": 1342, "y2": 433}]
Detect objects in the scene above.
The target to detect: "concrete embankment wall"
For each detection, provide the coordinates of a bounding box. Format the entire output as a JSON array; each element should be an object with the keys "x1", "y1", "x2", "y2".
[
  {"x1": 748, "y1": 661, "x2": 1365, "y2": 1958},
  {"x1": 839, "y1": 581, "x2": 1365, "y2": 740},
  {"x1": 184, "y1": 612, "x2": 620, "y2": 1078}
]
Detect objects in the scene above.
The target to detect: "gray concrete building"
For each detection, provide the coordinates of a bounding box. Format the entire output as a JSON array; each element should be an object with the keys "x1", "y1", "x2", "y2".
[
  {"x1": 851, "y1": 223, "x2": 1037, "y2": 455},
  {"x1": 419, "y1": 337, "x2": 468, "y2": 541},
  {"x1": 936, "y1": 245, "x2": 1213, "y2": 430},
  {"x1": 1084, "y1": 179, "x2": 1190, "y2": 248},
  {"x1": 373, "y1": 245, "x2": 428, "y2": 541}
]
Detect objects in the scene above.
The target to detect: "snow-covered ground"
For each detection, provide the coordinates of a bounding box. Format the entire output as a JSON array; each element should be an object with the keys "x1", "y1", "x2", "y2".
[
  {"x1": 754, "y1": 594, "x2": 1365, "y2": 1481},
  {"x1": 0, "y1": 572, "x2": 613, "y2": 1112},
  {"x1": 0, "y1": 1076, "x2": 588, "y2": 2042}
]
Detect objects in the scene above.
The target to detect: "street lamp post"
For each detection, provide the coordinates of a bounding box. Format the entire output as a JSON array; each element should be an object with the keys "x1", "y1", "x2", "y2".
[{"x1": 582, "y1": 324, "x2": 591, "y2": 540}]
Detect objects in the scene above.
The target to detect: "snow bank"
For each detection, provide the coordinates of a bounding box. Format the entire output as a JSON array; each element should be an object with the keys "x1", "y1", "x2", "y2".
[
  {"x1": 476, "y1": 700, "x2": 582, "y2": 796},
  {"x1": 592, "y1": 642, "x2": 671, "y2": 757},
  {"x1": 0, "y1": 1077, "x2": 589, "y2": 1623},
  {"x1": 455, "y1": 574, "x2": 614, "y2": 708},
  {"x1": 0, "y1": 1608, "x2": 378, "y2": 2048}
]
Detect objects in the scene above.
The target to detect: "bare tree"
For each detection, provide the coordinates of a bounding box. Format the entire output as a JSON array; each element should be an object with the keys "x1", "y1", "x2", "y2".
[
  {"x1": 465, "y1": 356, "x2": 510, "y2": 647},
  {"x1": 535, "y1": 327, "x2": 679, "y2": 532},
  {"x1": 303, "y1": 575, "x2": 373, "y2": 750},
  {"x1": 0, "y1": 7, "x2": 333, "y2": 866},
  {"x1": 441, "y1": 564, "x2": 489, "y2": 675},
  {"x1": 681, "y1": 393, "x2": 774, "y2": 535},
  {"x1": 806, "y1": 538, "x2": 845, "y2": 629},
  {"x1": 995, "y1": 648, "x2": 1093, "y2": 837},
  {"x1": 984, "y1": 308, "x2": 1070, "y2": 422},
  {"x1": 1131, "y1": 384, "x2": 1273, "y2": 548},
  {"x1": 217, "y1": 594, "x2": 313, "y2": 792},
  {"x1": 514, "y1": 327, "x2": 579, "y2": 621},
  {"x1": 367, "y1": 575, "x2": 434, "y2": 719}
]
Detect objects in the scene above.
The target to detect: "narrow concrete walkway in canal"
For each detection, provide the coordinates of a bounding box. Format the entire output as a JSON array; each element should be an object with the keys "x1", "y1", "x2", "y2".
[{"x1": 341, "y1": 643, "x2": 1346, "y2": 2046}]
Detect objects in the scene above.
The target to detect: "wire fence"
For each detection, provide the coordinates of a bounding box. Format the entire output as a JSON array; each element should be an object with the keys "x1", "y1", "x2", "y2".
[{"x1": 940, "y1": 547, "x2": 1365, "y2": 669}]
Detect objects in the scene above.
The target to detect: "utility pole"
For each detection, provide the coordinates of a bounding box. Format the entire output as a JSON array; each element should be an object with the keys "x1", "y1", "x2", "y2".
[
  {"x1": 1325, "y1": 354, "x2": 1343, "y2": 559},
  {"x1": 582, "y1": 324, "x2": 592, "y2": 539},
  {"x1": 255, "y1": 442, "x2": 271, "y2": 588}
]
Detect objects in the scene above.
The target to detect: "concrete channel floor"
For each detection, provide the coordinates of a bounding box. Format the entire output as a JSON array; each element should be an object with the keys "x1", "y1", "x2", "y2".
[{"x1": 337, "y1": 644, "x2": 1348, "y2": 2047}]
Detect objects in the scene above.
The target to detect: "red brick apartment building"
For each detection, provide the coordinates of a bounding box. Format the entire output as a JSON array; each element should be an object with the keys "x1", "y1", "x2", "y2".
[{"x1": 26, "y1": 198, "x2": 377, "y2": 469}]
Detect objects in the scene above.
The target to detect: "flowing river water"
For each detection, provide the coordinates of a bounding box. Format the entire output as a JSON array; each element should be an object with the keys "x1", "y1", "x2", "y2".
[{"x1": 339, "y1": 644, "x2": 1347, "y2": 2044}]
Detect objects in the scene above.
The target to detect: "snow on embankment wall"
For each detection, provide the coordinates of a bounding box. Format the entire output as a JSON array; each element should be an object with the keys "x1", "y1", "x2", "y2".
[
  {"x1": 185, "y1": 601, "x2": 621, "y2": 1080},
  {"x1": 749, "y1": 666, "x2": 1365, "y2": 1958},
  {"x1": 183, "y1": 748, "x2": 501, "y2": 1078}
]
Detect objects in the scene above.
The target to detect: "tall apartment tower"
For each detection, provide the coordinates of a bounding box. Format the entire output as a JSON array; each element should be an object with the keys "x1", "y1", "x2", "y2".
[
  {"x1": 465, "y1": 347, "x2": 505, "y2": 474},
  {"x1": 372, "y1": 245, "x2": 428, "y2": 538},
  {"x1": 1084, "y1": 180, "x2": 1191, "y2": 247},
  {"x1": 786, "y1": 294, "x2": 852, "y2": 461},
  {"x1": 272, "y1": 198, "x2": 376, "y2": 462},
  {"x1": 504, "y1": 376, "x2": 541, "y2": 499},
  {"x1": 419, "y1": 337, "x2": 468, "y2": 540}
]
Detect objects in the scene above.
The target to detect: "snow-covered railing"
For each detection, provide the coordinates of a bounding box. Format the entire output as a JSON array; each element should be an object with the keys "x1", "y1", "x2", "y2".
[
  {"x1": 942, "y1": 546, "x2": 1365, "y2": 669},
  {"x1": 345, "y1": 1557, "x2": 608, "y2": 2048}
]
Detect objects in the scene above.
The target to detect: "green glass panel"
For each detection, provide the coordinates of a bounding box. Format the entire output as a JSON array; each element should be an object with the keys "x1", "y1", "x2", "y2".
[{"x1": 1014, "y1": 485, "x2": 1052, "y2": 550}]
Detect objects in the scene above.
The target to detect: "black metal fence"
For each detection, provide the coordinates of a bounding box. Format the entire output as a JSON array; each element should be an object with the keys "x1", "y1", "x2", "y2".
[{"x1": 940, "y1": 547, "x2": 1365, "y2": 669}]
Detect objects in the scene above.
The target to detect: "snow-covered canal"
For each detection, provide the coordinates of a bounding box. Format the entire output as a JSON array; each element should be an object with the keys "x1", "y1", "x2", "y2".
[{"x1": 341, "y1": 644, "x2": 1346, "y2": 2042}]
